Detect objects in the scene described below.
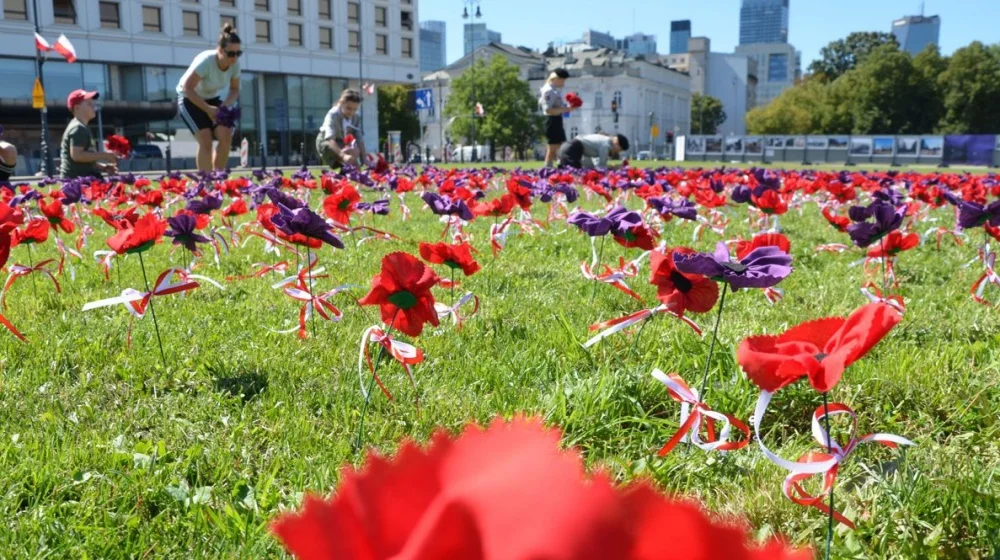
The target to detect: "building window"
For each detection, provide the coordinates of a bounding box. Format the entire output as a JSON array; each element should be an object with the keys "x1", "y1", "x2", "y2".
[
  {"x1": 768, "y1": 53, "x2": 789, "y2": 83},
  {"x1": 348, "y1": 29, "x2": 359, "y2": 52},
  {"x1": 254, "y1": 0, "x2": 268, "y2": 11},
  {"x1": 347, "y1": 1, "x2": 359, "y2": 23},
  {"x1": 142, "y1": 5, "x2": 161, "y2": 31},
  {"x1": 401, "y1": 37, "x2": 412, "y2": 58},
  {"x1": 183, "y1": 11, "x2": 200, "y2": 36},
  {"x1": 182, "y1": 0, "x2": 198, "y2": 3},
  {"x1": 53, "y1": 0, "x2": 76, "y2": 24},
  {"x1": 613, "y1": 90, "x2": 623, "y2": 110},
  {"x1": 400, "y1": 10, "x2": 412, "y2": 31},
  {"x1": 375, "y1": 33, "x2": 387, "y2": 55},
  {"x1": 286, "y1": 0, "x2": 299, "y2": 15},
  {"x1": 319, "y1": 26, "x2": 332, "y2": 49},
  {"x1": 98, "y1": 1, "x2": 120, "y2": 28},
  {"x1": 219, "y1": 0, "x2": 235, "y2": 6},
  {"x1": 288, "y1": 22, "x2": 302, "y2": 46},
  {"x1": 317, "y1": 0, "x2": 330, "y2": 19},
  {"x1": 255, "y1": 19, "x2": 270, "y2": 43},
  {"x1": 220, "y1": 14, "x2": 236, "y2": 29},
  {"x1": 4, "y1": 0, "x2": 28, "y2": 20},
  {"x1": 570, "y1": 126, "x2": 579, "y2": 138},
  {"x1": 374, "y1": 6, "x2": 386, "y2": 26}
]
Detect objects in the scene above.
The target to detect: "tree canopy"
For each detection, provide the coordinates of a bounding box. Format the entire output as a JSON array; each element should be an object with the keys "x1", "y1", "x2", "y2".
[
  {"x1": 808, "y1": 32, "x2": 899, "y2": 81},
  {"x1": 689, "y1": 93, "x2": 727, "y2": 134},
  {"x1": 377, "y1": 85, "x2": 421, "y2": 154}
]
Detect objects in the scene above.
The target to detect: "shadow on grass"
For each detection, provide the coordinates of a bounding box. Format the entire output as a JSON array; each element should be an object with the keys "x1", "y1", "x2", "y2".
[{"x1": 212, "y1": 369, "x2": 269, "y2": 403}]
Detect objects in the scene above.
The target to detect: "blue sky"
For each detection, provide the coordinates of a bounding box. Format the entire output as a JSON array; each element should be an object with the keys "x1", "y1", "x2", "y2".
[{"x1": 419, "y1": 0, "x2": 999, "y2": 68}]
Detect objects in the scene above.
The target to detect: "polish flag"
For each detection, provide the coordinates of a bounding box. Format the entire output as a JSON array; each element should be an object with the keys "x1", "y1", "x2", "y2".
[
  {"x1": 34, "y1": 32, "x2": 51, "y2": 52},
  {"x1": 53, "y1": 34, "x2": 77, "y2": 63}
]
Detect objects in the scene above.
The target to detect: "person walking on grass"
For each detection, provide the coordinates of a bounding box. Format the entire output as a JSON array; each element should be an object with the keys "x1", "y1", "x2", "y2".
[
  {"x1": 316, "y1": 89, "x2": 368, "y2": 169},
  {"x1": 60, "y1": 90, "x2": 118, "y2": 179},
  {"x1": 558, "y1": 132, "x2": 630, "y2": 170},
  {"x1": 539, "y1": 68, "x2": 577, "y2": 168},
  {"x1": 177, "y1": 23, "x2": 242, "y2": 172}
]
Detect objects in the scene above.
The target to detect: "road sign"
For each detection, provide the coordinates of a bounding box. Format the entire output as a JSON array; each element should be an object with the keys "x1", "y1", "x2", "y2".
[
  {"x1": 240, "y1": 138, "x2": 249, "y2": 168},
  {"x1": 651, "y1": 124, "x2": 660, "y2": 138},
  {"x1": 32, "y1": 78, "x2": 45, "y2": 109},
  {"x1": 414, "y1": 88, "x2": 434, "y2": 111}
]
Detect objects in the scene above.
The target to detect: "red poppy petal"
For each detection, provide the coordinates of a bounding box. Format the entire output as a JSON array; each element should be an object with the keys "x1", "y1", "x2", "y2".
[
  {"x1": 822, "y1": 303, "x2": 901, "y2": 369},
  {"x1": 682, "y1": 276, "x2": 719, "y2": 314}
]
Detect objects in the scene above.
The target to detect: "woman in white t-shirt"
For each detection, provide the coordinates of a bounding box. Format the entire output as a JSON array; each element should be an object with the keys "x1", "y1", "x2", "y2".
[{"x1": 177, "y1": 24, "x2": 242, "y2": 171}]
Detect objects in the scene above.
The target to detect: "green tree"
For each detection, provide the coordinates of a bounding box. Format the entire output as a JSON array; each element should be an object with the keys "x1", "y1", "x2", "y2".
[
  {"x1": 808, "y1": 32, "x2": 899, "y2": 81},
  {"x1": 912, "y1": 44, "x2": 948, "y2": 130},
  {"x1": 937, "y1": 41, "x2": 1000, "y2": 133},
  {"x1": 689, "y1": 93, "x2": 726, "y2": 134},
  {"x1": 377, "y1": 84, "x2": 421, "y2": 154},
  {"x1": 745, "y1": 76, "x2": 833, "y2": 134},
  {"x1": 444, "y1": 56, "x2": 541, "y2": 159}
]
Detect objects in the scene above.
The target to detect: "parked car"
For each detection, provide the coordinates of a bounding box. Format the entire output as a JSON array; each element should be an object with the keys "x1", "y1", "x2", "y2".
[
  {"x1": 131, "y1": 144, "x2": 164, "y2": 159},
  {"x1": 407, "y1": 154, "x2": 437, "y2": 164},
  {"x1": 636, "y1": 150, "x2": 654, "y2": 161}
]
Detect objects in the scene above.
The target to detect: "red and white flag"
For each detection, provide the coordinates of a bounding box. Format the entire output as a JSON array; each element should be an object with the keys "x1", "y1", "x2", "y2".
[
  {"x1": 362, "y1": 82, "x2": 374, "y2": 95},
  {"x1": 475, "y1": 102, "x2": 484, "y2": 116},
  {"x1": 34, "y1": 32, "x2": 51, "y2": 52},
  {"x1": 54, "y1": 34, "x2": 77, "y2": 63}
]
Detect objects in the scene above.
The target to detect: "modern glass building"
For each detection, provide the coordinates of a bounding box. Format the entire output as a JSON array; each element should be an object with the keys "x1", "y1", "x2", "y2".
[
  {"x1": 419, "y1": 20, "x2": 445, "y2": 72},
  {"x1": 670, "y1": 20, "x2": 691, "y2": 55},
  {"x1": 615, "y1": 33, "x2": 656, "y2": 58},
  {"x1": 891, "y1": 15, "x2": 940, "y2": 56},
  {"x1": 0, "y1": 0, "x2": 419, "y2": 173},
  {"x1": 463, "y1": 23, "x2": 500, "y2": 56},
  {"x1": 739, "y1": 0, "x2": 789, "y2": 45}
]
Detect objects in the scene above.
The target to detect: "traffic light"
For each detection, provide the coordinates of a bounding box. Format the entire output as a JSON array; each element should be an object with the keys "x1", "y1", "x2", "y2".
[
  {"x1": 610, "y1": 100, "x2": 618, "y2": 113},
  {"x1": 666, "y1": 131, "x2": 674, "y2": 144}
]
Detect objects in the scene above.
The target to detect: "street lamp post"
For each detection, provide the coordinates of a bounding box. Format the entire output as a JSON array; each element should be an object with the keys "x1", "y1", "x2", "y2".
[
  {"x1": 31, "y1": 0, "x2": 55, "y2": 176},
  {"x1": 462, "y1": 0, "x2": 481, "y2": 163}
]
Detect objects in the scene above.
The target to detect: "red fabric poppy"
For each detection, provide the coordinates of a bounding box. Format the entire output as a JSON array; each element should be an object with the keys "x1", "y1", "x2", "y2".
[
  {"x1": 359, "y1": 252, "x2": 440, "y2": 337},
  {"x1": 11, "y1": 218, "x2": 49, "y2": 247},
  {"x1": 737, "y1": 302, "x2": 901, "y2": 393},
  {"x1": 136, "y1": 189, "x2": 164, "y2": 208},
  {"x1": 987, "y1": 223, "x2": 1000, "y2": 243},
  {"x1": 865, "y1": 230, "x2": 919, "y2": 258},
  {"x1": 418, "y1": 242, "x2": 481, "y2": 276},
  {"x1": 323, "y1": 185, "x2": 361, "y2": 225},
  {"x1": 734, "y1": 233, "x2": 791, "y2": 261},
  {"x1": 472, "y1": 194, "x2": 516, "y2": 217},
  {"x1": 821, "y1": 207, "x2": 849, "y2": 232},
  {"x1": 257, "y1": 203, "x2": 279, "y2": 233},
  {"x1": 222, "y1": 198, "x2": 248, "y2": 217},
  {"x1": 649, "y1": 247, "x2": 719, "y2": 315},
  {"x1": 106, "y1": 213, "x2": 166, "y2": 255},
  {"x1": 92, "y1": 206, "x2": 139, "y2": 230},
  {"x1": 751, "y1": 190, "x2": 788, "y2": 215},
  {"x1": 0, "y1": 202, "x2": 24, "y2": 269},
  {"x1": 134, "y1": 177, "x2": 151, "y2": 189},
  {"x1": 565, "y1": 91, "x2": 584, "y2": 108},
  {"x1": 39, "y1": 199, "x2": 75, "y2": 234},
  {"x1": 104, "y1": 134, "x2": 132, "y2": 158},
  {"x1": 271, "y1": 417, "x2": 808, "y2": 560},
  {"x1": 614, "y1": 225, "x2": 659, "y2": 251},
  {"x1": 506, "y1": 178, "x2": 533, "y2": 210}
]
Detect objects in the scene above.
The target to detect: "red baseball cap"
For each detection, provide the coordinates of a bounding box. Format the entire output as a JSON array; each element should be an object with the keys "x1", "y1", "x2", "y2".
[{"x1": 67, "y1": 89, "x2": 99, "y2": 110}]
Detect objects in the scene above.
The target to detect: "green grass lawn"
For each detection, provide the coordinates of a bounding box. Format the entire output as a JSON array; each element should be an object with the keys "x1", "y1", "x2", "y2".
[{"x1": 1, "y1": 184, "x2": 998, "y2": 558}]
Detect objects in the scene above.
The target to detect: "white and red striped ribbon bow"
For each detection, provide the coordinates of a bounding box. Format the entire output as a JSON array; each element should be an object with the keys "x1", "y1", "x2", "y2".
[
  {"x1": 93, "y1": 250, "x2": 116, "y2": 281},
  {"x1": 546, "y1": 200, "x2": 570, "y2": 224},
  {"x1": 82, "y1": 268, "x2": 200, "y2": 318},
  {"x1": 814, "y1": 243, "x2": 850, "y2": 253},
  {"x1": 439, "y1": 215, "x2": 469, "y2": 244},
  {"x1": 860, "y1": 282, "x2": 906, "y2": 314},
  {"x1": 922, "y1": 226, "x2": 966, "y2": 251},
  {"x1": 490, "y1": 216, "x2": 515, "y2": 257},
  {"x1": 580, "y1": 252, "x2": 648, "y2": 301},
  {"x1": 585, "y1": 303, "x2": 702, "y2": 348},
  {"x1": 280, "y1": 282, "x2": 347, "y2": 339},
  {"x1": 209, "y1": 229, "x2": 230, "y2": 265},
  {"x1": 2, "y1": 259, "x2": 61, "y2": 309},
  {"x1": 177, "y1": 267, "x2": 225, "y2": 291},
  {"x1": 227, "y1": 261, "x2": 289, "y2": 281},
  {"x1": 971, "y1": 249, "x2": 1000, "y2": 305},
  {"x1": 762, "y1": 286, "x2": 784, "y2": 305},
  {"x1": 752, "y1": 391, "x2": 914, "y2": 529},
  {"x1": 358, "y1": 325, "x2": 424, "y2": 401},
  {"x1": 651, "y1": 369, "x2": 750, "y2": 456},
  {"x1": 271, "y1": 252, "x2": 326, "y2": 289},
  {"x1": 398, "y1": 193, "x2": 411, "y2": 221},
  {"x1": 239, "y1": 223, "x2": 294, "y2": 255},
  {"x1": 55, "y1": 236, "x2": 82, "y2": 279},
  {"x1": 75, "y1": 222, "x2": 93, "y2": 252},
  {"x1": 692, "y1": 209, "x2": 729, "y2": 241},
  {"x1": 434, "y1": 292, "x2": 480, "y2": 329}
]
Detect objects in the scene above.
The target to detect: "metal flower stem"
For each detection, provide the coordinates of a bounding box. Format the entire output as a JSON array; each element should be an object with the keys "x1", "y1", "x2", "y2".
[
  {"x1": 354, "y1": 309, "x2": 400, "y2": 454},
  {"x1": 488, "y1": 214, "x2": 499, "y2": 292},
  {"x1": 696, "y1": 282, "x2": 729, "y2": 405},
  {"x1": 589, "y1": 235, "x2": 606, "y2": 305},
  {"x1": 823, "y1": 391, "x2": 835, "y2": 560},
  {"x1": 137, "y1": 251, "x2": 167, "y2": 370},
  {"x1": 879, "y1": 236, "x2": 888, "y2": 294},
  {"x1": 306, "y1": 245, "x2": 316, "y2": 336},
  {"x1": 26, "y1": 244, "x2": 37, "y2": 299},
  {"x1": 451, "y1": 267, "x2": 455, "y2": 306}
]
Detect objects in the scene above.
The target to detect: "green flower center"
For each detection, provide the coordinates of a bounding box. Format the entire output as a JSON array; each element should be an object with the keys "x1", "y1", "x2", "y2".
[
  {"x1": 444, "y1": 260, "x2": 461, "y2": 270},
  {"x1": 338, "y1": 199, "x2": 352, "y2": 210},
  {"x1": 126, "y1": 240, "x2": 155, "y2": 254},
  {"x1": 388, "y1": 290, "x2": 418, "y2": 309}
]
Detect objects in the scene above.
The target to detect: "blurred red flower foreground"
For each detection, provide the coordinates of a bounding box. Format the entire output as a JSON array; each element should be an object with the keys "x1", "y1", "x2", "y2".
[{"x1": 271, "y1": 417, "x2": 810, "y2": 560}]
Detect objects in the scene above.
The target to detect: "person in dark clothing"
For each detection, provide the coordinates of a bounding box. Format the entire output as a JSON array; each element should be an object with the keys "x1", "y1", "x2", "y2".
[{"x1": 558, "y1": 133, "x2": 629, "y2": 169}]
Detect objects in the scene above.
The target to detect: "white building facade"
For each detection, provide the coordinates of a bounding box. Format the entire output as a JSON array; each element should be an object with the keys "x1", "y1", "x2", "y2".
[
  {"x1": 0, "y1": 0, "x2": 419, "y2": 171},
  {"x1": 673, "y1": 37, "x2": 757, "y2": 136}
]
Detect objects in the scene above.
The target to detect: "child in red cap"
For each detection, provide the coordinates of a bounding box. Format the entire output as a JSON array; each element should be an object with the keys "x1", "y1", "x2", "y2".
[{"x1": 60, "y1": 89, "x2": 118, "y2": 179}]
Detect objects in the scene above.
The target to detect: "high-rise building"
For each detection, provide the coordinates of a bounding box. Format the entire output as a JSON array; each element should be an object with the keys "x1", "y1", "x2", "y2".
[
  {"x1": 670, "y1": 20, "x2": 691, "y2": 54},
  {"x1": 463, "y1": 23, "x2": 501, "y2": 55},
  {"x1": 616, "y1": 33, "x2": 657, "y2": 58},
  {"x1": 892, "y1": 15, "x2": 940, "y2": 55},
  {"x1": 739, "y1": 0, "x2": 789, "y2": 45},
  {"x1": 682, "y1": 37, "x2": 758, "y2": 135},
  {"x1": 734, "y1": 42, "x2": 797, "y2": 106},
  {"x1": 420, "y1": 21, "x2": 446, "y2": 72},
  {"x1": 582, "y1": 30, "x2": 617, "y2": 50}
]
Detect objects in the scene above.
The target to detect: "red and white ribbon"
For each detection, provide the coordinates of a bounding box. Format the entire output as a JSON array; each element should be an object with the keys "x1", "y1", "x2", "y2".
[
  {"x1": 280, "y1": 282, "x2": 348, "y2": 339},
  {"x1": 814, "y1": 243, "x2": 849, "y2": 253},
  {"x1": 0, "y1": 312, "x2": 26, "y2": 342},
  {"x1": 55, "y1": 236, "x2": 82, "y2": 279},
  {"x1": 2, "y1": 260, "x2": 61, "y2": 309},
  {"x1": 434, "y1": 292, "x2": 480, "y2": 329},
  {"x1": 752, "y1": 391, "x2": 914, "y2": 529},
  {"x1": 692, "y1": 210, "x2": 729, "y2": 241},
  {"x1": 922, "y1": 226, "x2": 965, "y2": 251},
  {"x1": 651, "y1": 369, "x2": 750, "y2": 455},
  {"x1": 580, "y1": 253, "x2": 648, "y2": 301},
  {"x1": 82, "y1": 268, "x2": 200, "y2": 318},
  {"x1": 585, "y1": 303, "x2": 702, "y2": 348},
  {"x1": 971, "y1": 249, "x2": 1000, "y2": 305},
  {"x1": 398, "y1": 193, "x2": 411, "y2": 221},
  {"x1": 358, "y1": 325, "x2": 424, "y2": 401},
  {"x1": 860, "y1": 282, "x2": 906, "y2": 314},
  {"x1": 271, "y1": 252, "x2": 326, "y2": 289},
  {"x1": 490, "y1": 216, "x2": 515, "y2": 257},
  {"x1": 93, "y1": 250, "x2": 116, "y2": 281},
  {"x1": 226, "y1": 261, "x2": 290, "y2": 281}
]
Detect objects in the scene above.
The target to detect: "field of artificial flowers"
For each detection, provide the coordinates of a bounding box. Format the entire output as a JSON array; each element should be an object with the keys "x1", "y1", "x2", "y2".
[{"x1": 0, "y1": 164, "x2": 999, "y2": 558}]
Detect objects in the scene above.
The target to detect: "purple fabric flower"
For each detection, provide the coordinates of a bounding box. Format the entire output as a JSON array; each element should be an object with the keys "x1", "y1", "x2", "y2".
[
  {"x1": 357, "y1": 198, "x2": 390, "y2": 215},
  {"x1": 60, "y1": 179, "x2": 86, "y2": 204},
  {"x1": 567, "y1": 211, "x2": 612, "y2": 236},
  {"x1": 648, "y1": 197, "x2": 697, "y2": 221},
  {"x1": 606, "y1": 206, "x2": 643, "y2": 237},
  {"x1": 292, "y1": 166, "x2": 312, "y2": 182},
  {"x1": 846, "y1": 201, "x2": 905, "y2": 247},
  {"x1": 873, "y1": 187, "x2": 905, "y2": 206},
  {"x1": 266, "y1": 187, "x2": 306, "y2": 209},
  {"x1": 421, "y1": 192, "x2": 473, "y2": 221},
  {"x1": 165, "y1": 214, "x2": 211, "y2": 252},
  {"x1": 270, "y1": 203, "x2": 344, "y2": 248},
  {"x1": 942, "y1": 190, "x2": 1000, "y2": 229},
  {"x1": 215, "y1": 105, "x2": 242, "y2": 128},
  {"x1": 10, "y1": 189, "x2": 42, "y2": 207},
  {"x1": 186, "y1": 193, "x2": 223, "y2": 214},
  {"x1": 731, "y1": 185, "x2": 752, "y2": 204},
  {"x1": 674, "y1": 241, "x2": 792, "y2": 290}
]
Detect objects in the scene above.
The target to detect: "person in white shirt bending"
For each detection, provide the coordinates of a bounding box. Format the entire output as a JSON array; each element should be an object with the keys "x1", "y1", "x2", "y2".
[
  {"x1": 177, "y1": 23, "x2": 242, "y2": 171},
  {"x1": 316, "y1": 89, "x2": 368, "y2": 169},
  {"x1": 558, "y1": 133, "x2": 630, "y2": 169}
]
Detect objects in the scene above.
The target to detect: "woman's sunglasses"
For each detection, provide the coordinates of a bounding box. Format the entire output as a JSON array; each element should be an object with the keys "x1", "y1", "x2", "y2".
[{"x1": 225, "y1": 50, "x2": 243, "y2": 58}]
